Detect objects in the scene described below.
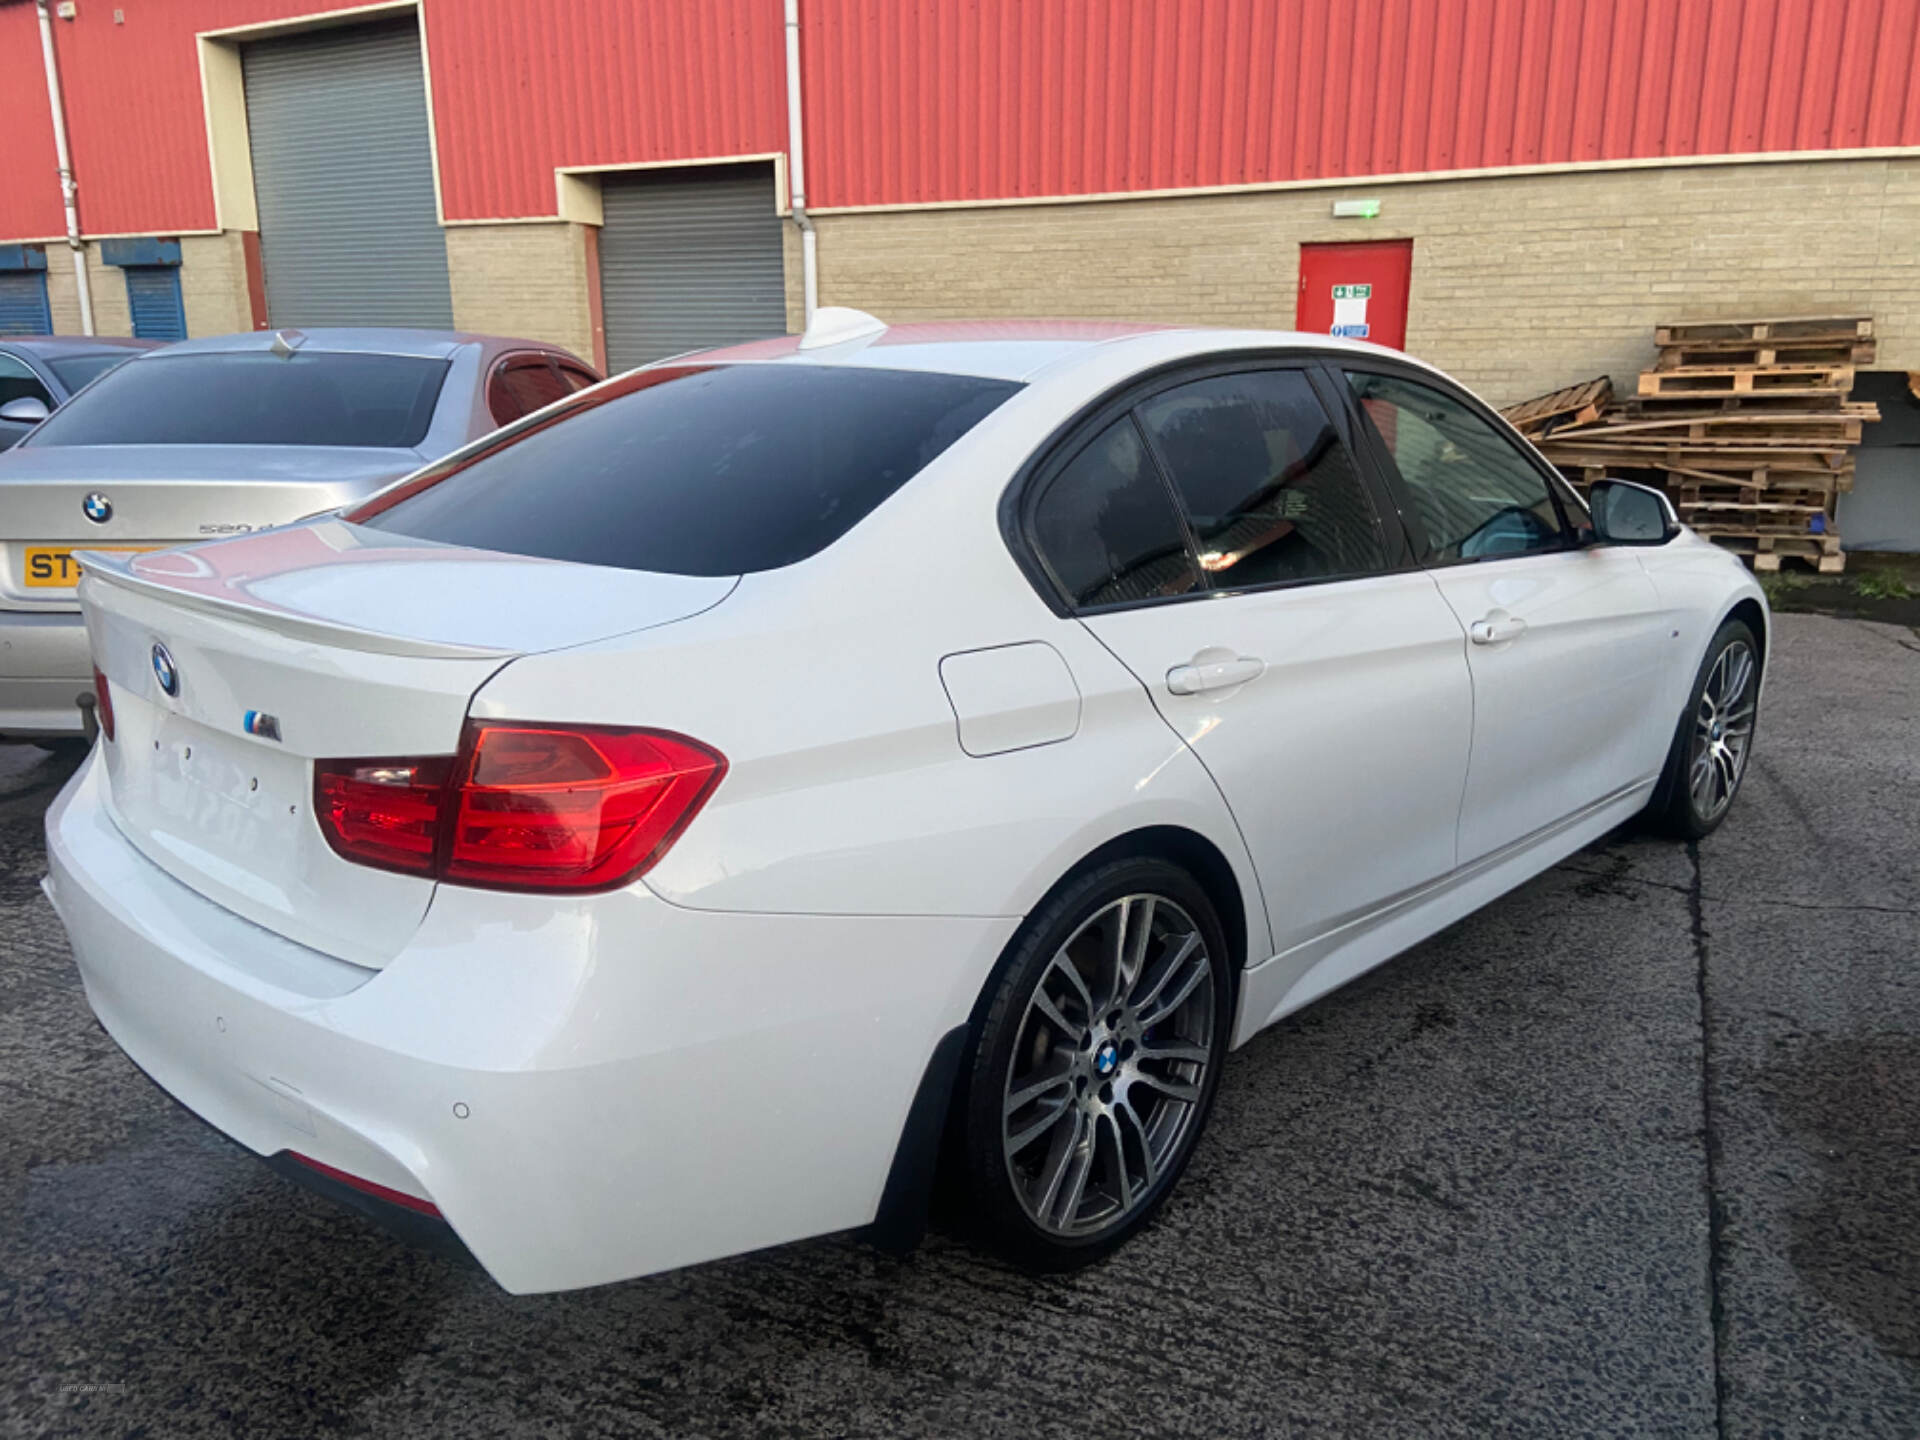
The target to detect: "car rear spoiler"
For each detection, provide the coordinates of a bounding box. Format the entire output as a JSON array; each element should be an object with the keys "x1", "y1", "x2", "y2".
[{"x1": 74, "y1": 548, "x2": 518, "y2": 661}]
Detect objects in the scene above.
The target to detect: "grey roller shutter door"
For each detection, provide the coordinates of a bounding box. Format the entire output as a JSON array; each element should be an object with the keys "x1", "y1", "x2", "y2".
[
  {"x1": 598, "y1": 164, "x2": 787, "y2": 372},
  {"x1": 242, "y1": 20, "x2": 453, "y2": 328}
]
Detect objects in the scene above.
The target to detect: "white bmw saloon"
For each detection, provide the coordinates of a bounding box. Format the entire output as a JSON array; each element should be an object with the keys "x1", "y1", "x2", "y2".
[{"x1": 44, "y1": 314, "x2": 1766, "y2": 1293}]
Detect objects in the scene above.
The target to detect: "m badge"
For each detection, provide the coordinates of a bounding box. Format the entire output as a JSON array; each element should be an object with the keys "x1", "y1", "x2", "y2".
[{"x1": 243, "y1": 710, "x2": 282, "y2": 742}]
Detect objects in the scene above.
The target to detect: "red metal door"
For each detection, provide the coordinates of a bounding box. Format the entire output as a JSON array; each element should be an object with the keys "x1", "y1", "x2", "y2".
[{"x1": 1296, "y1": 240, "x2": 1413, "y2": 350}]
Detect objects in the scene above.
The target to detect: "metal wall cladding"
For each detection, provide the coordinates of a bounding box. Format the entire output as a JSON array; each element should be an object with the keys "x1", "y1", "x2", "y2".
[
  {"x1": 426, "y1": 0, "x2": 789, "y2": 219},
  {"x1": 3, "y1": 0, "x2": 1919, "y2": 242},
  {"x1": 802, "y1": 0, "x2": 1920, "y2": 208}
]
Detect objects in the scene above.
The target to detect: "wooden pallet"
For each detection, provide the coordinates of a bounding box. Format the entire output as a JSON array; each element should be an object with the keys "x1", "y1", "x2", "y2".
[
  {"x1": 1637, "y1": 364, "x2": 1855, "y2": 397},
  {"x1": 1624, "y1": 391, "x2": 1860, "y2": 415},
  {"x1": 1703, "y1": 534, "x2": 1848, "y2": 574},
  {"x1": 1653, "y1": 315, "x2": 1873, "y2": 346},
  {"x1": 1499, "y1": 375, "x2": 1612, "y2": 437},
  {"x1": 1540, "y1": 442, "x2": 1849, "y2": 471},
  {"x1": 1554, "y1": 412, "x2": 1866, "y2": 443},
  {"x1": 1654, "y1": 339, "x2": 1876, "y2": 369}
]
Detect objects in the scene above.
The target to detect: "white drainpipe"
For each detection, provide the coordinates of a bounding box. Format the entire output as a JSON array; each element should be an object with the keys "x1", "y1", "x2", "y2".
[
  {"x1": 36, "y1": 0, "x2": 93, "y2": 335},
  {"x1": 783, "y1": 0, "x2": 818, "y2": 325}
]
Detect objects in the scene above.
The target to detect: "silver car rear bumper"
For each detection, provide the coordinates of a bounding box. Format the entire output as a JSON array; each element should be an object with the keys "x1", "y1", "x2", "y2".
[{"x1": 0, "y1": 609, "x2": 90, "y2": 737}]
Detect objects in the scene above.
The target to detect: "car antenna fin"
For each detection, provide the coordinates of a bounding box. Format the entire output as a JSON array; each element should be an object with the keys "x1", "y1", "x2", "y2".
[
  {"x1": 270, "y1": 328, "x2": 307, "y2": 359},
  {"x1": 797, "y1": 306, "x2": 887, "y2": 352}
]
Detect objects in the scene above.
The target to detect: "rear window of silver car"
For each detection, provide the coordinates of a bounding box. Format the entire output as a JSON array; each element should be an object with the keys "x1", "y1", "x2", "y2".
[
  {"x1": 353, "y1": 363, "x2": 1022, "y2": 575},
  {"x1": 24, "y1": 351, "x2": 450, "y2": 448}
]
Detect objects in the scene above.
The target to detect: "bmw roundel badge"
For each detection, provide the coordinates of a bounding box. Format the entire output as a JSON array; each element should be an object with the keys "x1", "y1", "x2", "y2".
[
  {"x1": 82, "y1": 492, "x2": 113, "y2": 524},
  {"x1": 152, "y1": 642, "x2": 179, "y2": 698}
]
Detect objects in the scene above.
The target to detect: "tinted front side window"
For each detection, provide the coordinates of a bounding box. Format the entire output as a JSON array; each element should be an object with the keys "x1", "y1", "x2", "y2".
[
  {"x1": 1031, "y1": 417, "x2": 1201, "y2": 609},
  {"x1": 1346, "y1": 370, "x2": 1564, "y2": 562},
  {"x1": 26, "y1": 352, "x2": 449, "y2": 448},
  {"x1": 0, "y1": 353, "x2": 53, "y2": 410},
  {"x1": 359, "y1": 363, "x2": 1020, "y2": 576},
  {"x1": 1137, "y1": 369, "x2": 1386, "y2": 588}
]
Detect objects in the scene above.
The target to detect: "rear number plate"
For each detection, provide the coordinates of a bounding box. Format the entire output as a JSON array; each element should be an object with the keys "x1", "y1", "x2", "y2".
[{"x1": 24, "y1": 545, "x2": 154, "y2": 587}]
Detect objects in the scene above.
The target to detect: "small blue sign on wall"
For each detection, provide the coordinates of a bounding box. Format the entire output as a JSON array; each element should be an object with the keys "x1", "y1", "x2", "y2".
[{"x1": 1330, "y1": 323, "x2": 1371, "y2": 338}]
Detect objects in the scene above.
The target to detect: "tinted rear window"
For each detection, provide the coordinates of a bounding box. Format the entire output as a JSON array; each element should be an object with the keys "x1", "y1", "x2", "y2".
[
  {"x1": 356, "y1": 363, "x2": 1021, "y2": 575},
  {"x1": 46, "y1": 351, "x2": 139, "y2": 394},
  {"x1": 26, "y1": 351, "x2": 449, "y2": 448}
]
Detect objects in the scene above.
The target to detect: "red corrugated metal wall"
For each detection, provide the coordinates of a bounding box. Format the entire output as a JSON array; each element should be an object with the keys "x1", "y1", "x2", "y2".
[
  {"x1": 803, "y1": 0, "x2": 1920, "y2": 207},
  {"x1": 428, "y1": 0, "x2": 786, "y2": 220},
  {"x1": 2, "y1": 0, "x2": 1917, "y2": 243}
]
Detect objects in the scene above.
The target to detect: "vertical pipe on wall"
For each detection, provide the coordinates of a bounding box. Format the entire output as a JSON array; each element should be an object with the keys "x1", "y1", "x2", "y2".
[
  {"x1": 36, "y1": 0, "x2": 94, "y2": 335},
  {"x1": 784, "y1": 0, "x2": 818, "y2": 324}
]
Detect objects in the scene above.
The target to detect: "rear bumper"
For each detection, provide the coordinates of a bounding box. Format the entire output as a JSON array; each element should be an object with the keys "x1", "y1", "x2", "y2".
[
  {"x1": 0, "y1": 609, "x2": 89, "y2": 736},
  {"x1": 44, "y1": 749, "x2": 1014, "y2": 1293}
]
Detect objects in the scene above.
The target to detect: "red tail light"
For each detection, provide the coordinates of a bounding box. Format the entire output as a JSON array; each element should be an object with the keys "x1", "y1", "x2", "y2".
[
  {"x1": 313, "y1": 724, "x2": 725, "y2": 894},
  {"x1": 91, "y1": 666, "x2": 115, "y2": 743},
  {"x1": 314, "y1": 757, "x2": 453, "y2": 875}
]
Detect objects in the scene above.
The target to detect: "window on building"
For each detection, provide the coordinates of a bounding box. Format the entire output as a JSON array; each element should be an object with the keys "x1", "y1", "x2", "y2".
[
  {"x1": 1346, "y1": 370, "x2": 1566, "y2": 562},
  {"x1": 1137, "y1": 369, "x2": 1388, "y2": 589}
]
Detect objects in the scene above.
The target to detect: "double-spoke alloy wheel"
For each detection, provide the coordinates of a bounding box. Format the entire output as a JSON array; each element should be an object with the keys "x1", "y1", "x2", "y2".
[
  {"x1": 1002, "y1": 894, "x2": 1214, "y2": 1236},
  {"x1": 1688, "y1": 639, "x2": 1756, "y2": 824},
  {"x1": 1650, "y1": 616, "x2": 1762, "y2": 838},
  {"x1": 962, "y1": 856, "x2": 1230, "y2": 1269}
]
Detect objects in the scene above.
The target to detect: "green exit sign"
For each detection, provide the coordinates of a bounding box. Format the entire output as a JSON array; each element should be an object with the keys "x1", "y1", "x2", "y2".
[{"x1": 1332, "y1": 284, "x2": 1373, "y2": 300}]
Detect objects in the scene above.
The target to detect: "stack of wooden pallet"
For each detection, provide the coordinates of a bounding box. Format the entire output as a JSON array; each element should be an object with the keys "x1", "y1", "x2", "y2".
[{"x1": 1503, "y1": 316, "x2": 1880, "y2": 573}]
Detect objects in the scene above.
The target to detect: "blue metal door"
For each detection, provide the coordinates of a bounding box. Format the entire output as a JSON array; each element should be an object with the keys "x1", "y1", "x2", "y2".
[
  {"x1": 125, "y1": 266, "x2": 187, "y2": 341},
  {"x1": 0, "y1": 272, "x2": 52, "y2": 335}
]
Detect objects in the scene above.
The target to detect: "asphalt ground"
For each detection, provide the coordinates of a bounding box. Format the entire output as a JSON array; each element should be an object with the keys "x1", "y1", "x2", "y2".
[{"x1": 2, "y1": 612, "x2": 1915, "y2": 1438}]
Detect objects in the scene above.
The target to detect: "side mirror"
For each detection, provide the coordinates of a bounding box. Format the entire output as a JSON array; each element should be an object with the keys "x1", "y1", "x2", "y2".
[
  {"x1": 0, "y1": 396, "x2": 51, "y2": 425},
  {"x1": 1588, "y1": 478, "x2": 1678, "y2": 546}
]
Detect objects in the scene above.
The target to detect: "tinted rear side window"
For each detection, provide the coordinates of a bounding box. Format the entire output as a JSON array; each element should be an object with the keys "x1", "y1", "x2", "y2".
[
  {"x1": 1030, "y1": 417, "x2": 1202, "y2": 609},
  {"x1": 25, "y1": 352, "x2": 449, "y2": 448},
  {"x1": 1136, "y1": 369, "x2": 1386, "y2": 588},
  {"x1": 357, "y1": 364, "x2": 1021, "y2": 575}
]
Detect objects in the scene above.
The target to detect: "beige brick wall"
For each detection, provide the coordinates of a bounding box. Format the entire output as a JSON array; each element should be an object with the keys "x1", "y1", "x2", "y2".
[
  {"x1": 45, "y1": 244, "x2": 132, "y2": 338},
  {"x1": 801, "y1": 156, "x2": 1920, "y2": 407},
  {"x1": 40, "y1": 235, "x2": 252, "y2": 340},
  {"x1": 180, "y1": 231, "x2": 255, "y2": 337},
  {"x1": 446, "y1": 221, "x2": 596, "y2": 363}
]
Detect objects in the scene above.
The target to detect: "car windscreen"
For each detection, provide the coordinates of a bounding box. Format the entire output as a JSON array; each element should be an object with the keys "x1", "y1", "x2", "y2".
[
  {"x1": 353, "y1": 363, "x2": 1023, "y2": 575},
  {"x1": 45, "y1": 351, "x2": 140, "y2": 394},
  {"x1": 24, "y1": 351, "x2": 450, "y2": 448}
]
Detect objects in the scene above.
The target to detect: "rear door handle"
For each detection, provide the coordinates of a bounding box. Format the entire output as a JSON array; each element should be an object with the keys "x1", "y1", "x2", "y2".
[
  {"x1": 1166, "y1": 655, "x2": 1265, "y2": 694},
  {"x1": 1469, "y1": 612, "x2": 1528, "y2": 646}
]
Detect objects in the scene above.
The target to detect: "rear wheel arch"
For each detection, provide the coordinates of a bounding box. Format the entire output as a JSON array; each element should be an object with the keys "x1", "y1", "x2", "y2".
[{"x1": 867, "y1": 824, "x2": 1250, "y2": 1255}]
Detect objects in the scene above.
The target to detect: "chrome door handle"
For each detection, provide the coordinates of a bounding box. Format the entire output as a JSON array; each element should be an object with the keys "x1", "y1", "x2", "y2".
[
  {"x1": 1469, "y1": 612, "x2": 1528, "y2": 646},
  {"x1": 1166, "y1": 655, "x2": 1265, "y2": 694}
]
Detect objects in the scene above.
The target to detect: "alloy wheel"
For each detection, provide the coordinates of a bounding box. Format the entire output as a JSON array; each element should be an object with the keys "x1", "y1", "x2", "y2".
[
  {"x1": 1689, "y1": 639, "x2": 1757, "y2": 823},
  {"x1": 1001, "y1": 893, "x2": 1215, "y2": 1237}
]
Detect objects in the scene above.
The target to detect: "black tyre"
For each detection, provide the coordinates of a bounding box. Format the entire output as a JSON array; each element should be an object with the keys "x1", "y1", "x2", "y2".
[
  {"x1": 957, "y1": 855, "x2": 1232, "y2": 1271},
  {"x1": 1646, "y1": 617, "x2": 1761, "y2": 839}
]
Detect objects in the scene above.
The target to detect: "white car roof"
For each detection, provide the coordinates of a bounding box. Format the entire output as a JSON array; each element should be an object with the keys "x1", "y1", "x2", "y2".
[{"x1": 686, "y1": 317, "x2": 1445, "y2": 385}]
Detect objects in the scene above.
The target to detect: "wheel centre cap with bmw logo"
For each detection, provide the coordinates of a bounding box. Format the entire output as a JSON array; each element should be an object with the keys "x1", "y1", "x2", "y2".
[
  {"x1": 152, "y1": 643, "x2": 179, "y2": 698},
  {"x1": 1094, "y1": 1041, "x2": 1119, "y2": 1076},
  {"x1": 82, "y1": 492, "x2": 113, "y2": 524}
]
